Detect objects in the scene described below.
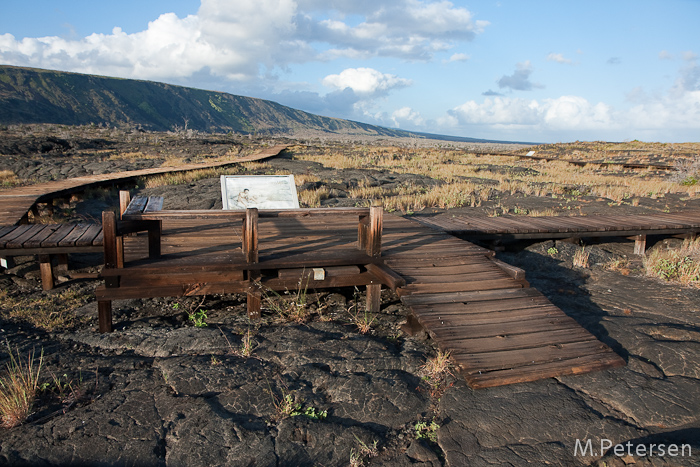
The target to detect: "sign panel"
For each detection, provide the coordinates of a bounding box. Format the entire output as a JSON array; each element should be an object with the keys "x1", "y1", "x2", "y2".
[{"x1": 220, "y1": 175, "x2": 300, "y2": 210}]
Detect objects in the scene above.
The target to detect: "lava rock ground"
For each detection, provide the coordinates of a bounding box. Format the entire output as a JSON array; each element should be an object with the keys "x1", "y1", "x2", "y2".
[{"x1": 0, "y1": 141, "x2": 699, "y2": 466}]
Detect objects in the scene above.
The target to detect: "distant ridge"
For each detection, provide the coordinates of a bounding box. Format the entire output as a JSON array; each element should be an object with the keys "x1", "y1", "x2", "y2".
[{"x1": 0, "y1": 65, "x2": 515, "y2": 143}]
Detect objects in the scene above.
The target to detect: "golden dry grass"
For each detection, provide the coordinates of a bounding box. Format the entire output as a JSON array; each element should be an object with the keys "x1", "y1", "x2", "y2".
[
  {"x1": 644, "y1": 238, "x2": 700, "y2": 286},
  {"x1": 0, "y1": 288, "x2": 91, "y2": 331},
  {"x1": 0, "y1": 170, "x2": 20, "y2": 188},
  {"x1": 0, "y1": 344, "x2": 43, "y2": 428},
  {"x1": 291, "y1": 144, "x2": 699, "y2": 212}
]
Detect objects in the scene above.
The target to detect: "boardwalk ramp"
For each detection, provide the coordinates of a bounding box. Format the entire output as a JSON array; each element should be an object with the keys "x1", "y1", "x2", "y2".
[{"x1": 382, "y1": 216, "x2": 625, "y2": 388}]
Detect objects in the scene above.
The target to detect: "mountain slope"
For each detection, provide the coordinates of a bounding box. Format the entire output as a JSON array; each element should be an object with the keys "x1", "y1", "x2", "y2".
[{"x1": 0, "y1": 65, "x2": 422, "y2": 137}]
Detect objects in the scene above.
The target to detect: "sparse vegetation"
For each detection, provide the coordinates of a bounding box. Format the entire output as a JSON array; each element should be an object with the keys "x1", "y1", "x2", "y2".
[
  {"x1": 0, "y1": 288, "x2": 91, "y2": 331},
  {"x1": 0, "y1": 170, "x2": 20, "y2": 187},
  {"x1": 644, "y1": 239, "x2": 700, "y2": 286},
  {"x1": 414, "y1": 420, "x2": 440, "y2": 443},
  {"x1": 420, "y1": 350, "x2": 453, "y2": 398},
  {"x1": 573, "y1": 246, "x2": 590, "y2": 268},
  {"x1": 0, "y1": 344, "x2": 43, "y2": 429}
]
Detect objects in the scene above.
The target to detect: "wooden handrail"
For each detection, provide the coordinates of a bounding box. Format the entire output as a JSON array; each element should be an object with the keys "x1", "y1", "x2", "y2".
[{"x1": 121, "y1": 207, "x2": 371, "y2": 221}]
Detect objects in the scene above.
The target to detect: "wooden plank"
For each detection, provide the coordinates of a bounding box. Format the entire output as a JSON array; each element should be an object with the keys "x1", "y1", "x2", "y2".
[
  {"x1": 401, "y1": 287, "x2": 540, "y2": 306},
  {"x1": 417, "y1": 305, "x2": 562, "y2": 327},
  {"x1": 75, "y1": 224, "x2": 103, "y2": 247},
  {"x1": 411, "y1": 294, "x2": 551, "y2": 315},
  {"x1": 390, "y1": 263, "x2": 502, "y2": 276},
  {"x1": 59, "y1": 224, "x2": 92, "y2": 246},
  {"x1": 399, "y1": 278, "x2": 521, "y2": 295},
  {"x1": 5, "y1": 225, "x2": 50, "y2": 249},
  {"x1": 428, "y1": 314, "x2": 581, "y2": 340},
  {"x1": 123, "y1": 196, "x2": 148, "y2": 216},
  {"x1": 457, "y1": 340, "x2": 618, "y2": 374},
  {"x1": 144, "y1": 197, "x2": 164, "y2": 213},
  {"x1": 445, "y1": 328, "x2": 597, "y2": 354},
  {"x1": 401, "y1": 271, "x2": 506, "y2": 284},
  {"x1": 464, "y1": 352, "x2": 626, "y2": 389},
  {"x1": 0, "y1": 225, "x2": 35, "y2": 248},
  {"x1": 0, "y1": 225, "x2": 17, "y2": 240},
  {"x1": 23, "y1": 224, "x2": 62, "y2": 248}
]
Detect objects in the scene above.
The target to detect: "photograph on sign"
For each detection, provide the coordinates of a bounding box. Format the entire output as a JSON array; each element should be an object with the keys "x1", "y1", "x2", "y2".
[{"x1": 220, "y1": 175, "x2": 300, "y2": 210}]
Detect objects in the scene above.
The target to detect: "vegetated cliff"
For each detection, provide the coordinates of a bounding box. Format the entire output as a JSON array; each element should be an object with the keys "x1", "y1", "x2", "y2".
[{"x1": 0, "y1": 65, "x2": 420, "y2": 137}]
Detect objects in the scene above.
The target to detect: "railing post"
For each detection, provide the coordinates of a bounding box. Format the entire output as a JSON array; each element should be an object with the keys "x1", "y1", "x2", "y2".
[
  {"x1": 117, "y1": 191, "x2": 131, "y2": 265},
  {"x1": 244, "y1": 208, "x2": 261, "y2": 320},
  {"x1": 366, "y1": 202, "x2": 383, "y2": 312},
  {"x1": 367, "y1": 202, "x2": 383, "y2": 258},
  {"x1": 243, "y1": 208, "x2": 259, "y2": 264},
  {"x1": 100, "y1": 210, "x2": 119, "y2": 333}
]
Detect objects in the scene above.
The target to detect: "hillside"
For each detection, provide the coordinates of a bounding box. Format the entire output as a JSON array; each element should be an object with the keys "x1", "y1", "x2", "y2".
[{"x1": 0, "y1": 65, "x2": 502, "y2": 143}]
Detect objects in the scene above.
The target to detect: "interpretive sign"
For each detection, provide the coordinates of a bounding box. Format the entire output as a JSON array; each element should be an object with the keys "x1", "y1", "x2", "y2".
[{"x1": 220, "y1": 175, "x2": 300, "y2": 210}]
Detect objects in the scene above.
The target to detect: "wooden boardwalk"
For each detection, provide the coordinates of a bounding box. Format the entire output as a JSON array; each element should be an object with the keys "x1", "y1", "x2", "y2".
[
  {"x1": 119, "y1": 213, "x2": 625, "y2": 389},
  {"x1": 0, "y1": 144, "x2": 289, "y2": 226},
  {"x1": 416, "y1": 211, "x2": 700, "y2": 254},
  {"x1": 380, "y1": 216, "x2": 625, "y2": 388}
]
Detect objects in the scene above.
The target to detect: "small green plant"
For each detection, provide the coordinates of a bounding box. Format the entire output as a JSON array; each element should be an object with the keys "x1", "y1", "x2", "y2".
[
  {"x1": 0, "y1": 344, "x2": 44, "y2": 428},
  {"x1": 188, "y1": 309, "x2": 208, "y2": 327},
  {"x1": 415, "y1": 420, "x2": 440, "y2": 443},
  {"x1": 547, "y1": 246, "x2": 559, "y2": 256},
  {"x1": 258, "y1": 275, "x2": 312, "y2": 323},
  {"x1": 173, "y1": 297, "x2": 209, "y2": 327},
  {"x1": 240, "y1": 328, "x2": 254, "y2": 357},
  {"x1": 347, "y1": 287, "x2": 377, "y2": 334}
]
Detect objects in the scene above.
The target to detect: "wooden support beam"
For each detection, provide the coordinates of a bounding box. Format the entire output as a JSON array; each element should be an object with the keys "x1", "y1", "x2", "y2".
[
  {"x1": 366, "y1": 283, "x2": 381, "y2": 313},
  {"x1": 365, "y1": 263, "x2": 406, "y2": 290},
  {"x1": 247, "y1": 278, "x2": 262, "y2": 320},
  {"x1": 98, "y1": 301, "x2": 113, "y2": 333},
  {"x1": 38, "y1": 254, "x2": 54, "y2": 290},
  {"x1": 632, "y1": 234, "x2": 646, "y2": 255},
  {"x1": 148, "y1": 220, "x2": 162, "y2": 258},
  {"x1": 401, "y1": 314, "x2": 425, "y2": 336},
  {"x1": 56, "y1": 254, "x2": 69, "y2": 275},
  {"x1": 488, "y1": 257, "x2": 527, "y2": 281}
]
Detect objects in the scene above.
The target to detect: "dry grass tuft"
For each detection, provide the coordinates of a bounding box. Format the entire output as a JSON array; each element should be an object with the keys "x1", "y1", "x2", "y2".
[
  {"x1": 0, "y1": 344, "x2": 43, "y2": 429},
  {"x1": 573, "y1": 246, "x2": 590, "y2": 268},
  {"x1": 644, "y1": 238, "x2": 700, "y2": 286},
  {"x1": 420, "y1": 350, "x2": 453, "y2": 397},
  {"x1": 0, "y1": 170, "x2": 20, "y2": 188}
]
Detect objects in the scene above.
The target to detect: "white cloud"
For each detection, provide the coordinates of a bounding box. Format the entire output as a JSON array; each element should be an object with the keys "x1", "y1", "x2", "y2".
[
  {"x1": 659, "y1": 50, "x2": 674, "y2": 60},
  {"x1": 322, "y1": 67, "x2": 412, "y2": 97},
  {"x1": 0, "y1": 0, "x2": 486, "y2": 84},
  {"x1": 391, "y1": 106, "x2": 424, "y2": 127},
  {"x1": 546, "y1": 53, "x2": 572, "y2": 64},
  {"x1": 682, "y1": 50, "x2": 698, "y2": 61},
  {"x1": 497, "y1": 61, "x2": 544, "y2": 91},
  {"x1": 446, "y1": 53, "x2": 470, "y2": 62}
]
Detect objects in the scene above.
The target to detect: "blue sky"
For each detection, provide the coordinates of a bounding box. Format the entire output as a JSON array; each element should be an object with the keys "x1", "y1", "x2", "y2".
[{"x1": 1, "y1": 0, "x2": 698, "y2": 143}]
